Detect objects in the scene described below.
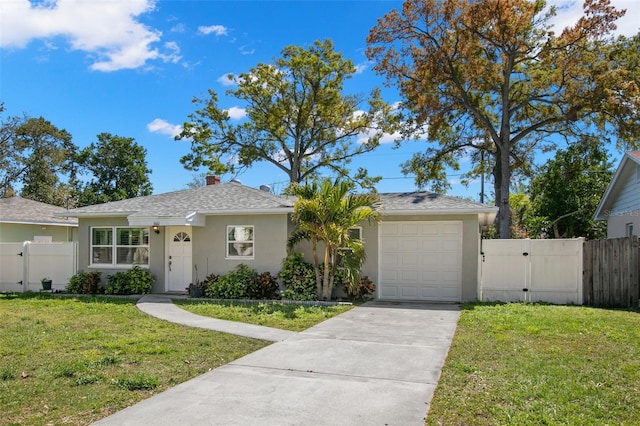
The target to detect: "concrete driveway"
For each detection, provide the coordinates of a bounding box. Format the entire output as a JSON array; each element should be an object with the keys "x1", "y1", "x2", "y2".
[{"x1": 94, "y1": 300, "x2": 460, "y2": 426}]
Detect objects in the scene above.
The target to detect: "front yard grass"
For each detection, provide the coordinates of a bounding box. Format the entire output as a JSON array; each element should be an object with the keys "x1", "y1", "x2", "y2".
[
  {"x1": 0, "y1": 293, "x2": 272, "y2": 425},
  {"x1": 174, "y1": 299, "x2": 354, "y2": 332},
  {"x1": 427, "y1": 303, "x2": 640, "y2": 425}
]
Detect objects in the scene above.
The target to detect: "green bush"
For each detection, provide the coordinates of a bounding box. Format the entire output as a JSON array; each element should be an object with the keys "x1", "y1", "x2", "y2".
[
  {"x1": 66, "y1": 270, "x2": 102, "y2": 294},
  {"x1": 279, "y1": 254, "x2": 317, "y2": 301},
  {"x1": 247, "y1": 271, "x2": 280, "y2": 300},
  {"x1": 104, "y1": 266, "x2": 154, "y2": 295},
  {"x1": 206, "y1": 264, "x2": 256, "y2": 299}
]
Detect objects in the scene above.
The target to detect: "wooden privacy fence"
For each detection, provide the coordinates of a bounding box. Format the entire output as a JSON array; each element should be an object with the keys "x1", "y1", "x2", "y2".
[{"x1": 583, "y1": 236, "x2": 640, "y2": 308}]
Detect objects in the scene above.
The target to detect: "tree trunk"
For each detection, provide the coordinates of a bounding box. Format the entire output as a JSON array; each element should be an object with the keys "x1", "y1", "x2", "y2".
[
  {"x1": 311, "y1": 239, "x2": 322, "y2": 298},
  {"x1": 493, "y1": 143, "x2": 511, "y2": 239},
  {"x1": 321, "y1": 246, "x2": 332, "y2": 300}
]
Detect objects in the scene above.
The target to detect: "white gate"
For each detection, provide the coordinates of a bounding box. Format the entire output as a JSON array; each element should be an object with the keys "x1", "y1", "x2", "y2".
[
  {"x1": 0, "y1": 242, "x2": 78, "y2": 292},
  {"x1": 480, "y1": 238, "x2": 583, "y2": 304}
]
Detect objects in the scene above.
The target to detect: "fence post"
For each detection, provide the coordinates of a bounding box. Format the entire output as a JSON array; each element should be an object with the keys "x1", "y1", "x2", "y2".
[{"x1": 632, "y1": 236, "x2": 640, "y2": 308}]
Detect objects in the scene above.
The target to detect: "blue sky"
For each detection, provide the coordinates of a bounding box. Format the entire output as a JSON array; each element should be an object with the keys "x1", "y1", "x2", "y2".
[{"x1": 1, "y1": 0, "x2": 638, "y2": 200}]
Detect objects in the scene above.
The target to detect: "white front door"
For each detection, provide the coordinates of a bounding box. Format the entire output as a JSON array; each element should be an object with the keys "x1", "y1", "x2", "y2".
[{"x1": 167, "y1": 227, "x2": 192, "y2": 292}]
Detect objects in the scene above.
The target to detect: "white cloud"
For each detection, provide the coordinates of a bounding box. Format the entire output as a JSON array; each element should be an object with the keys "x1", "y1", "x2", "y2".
[
  {"x1": 170, "y1": 23, "x2": 186, "y2": 33},
  {"x1": 0, "y1": 0, "x2": 180, "y2": 72},
  {"x1": 217, "y1": 73, "x2": 237, "y2": 86},
  {"x1": 147, "y1": 118, "x2": 182, "y2": 138},
  {"x1": 198, "y1": 25, "x2": 227, "y2": 36},
  {"x1": 239, "y1": 45, "x2": 255, "y2": 55},
  {"x1": 354, "y1": 62, "x2": 368, "y2": 74},
  {"x1": 226, "y1": 106, "x2": 247, "y2": 120},
  {"x1": 546, "y1": 0, "x2": 640, "y2": 37}
]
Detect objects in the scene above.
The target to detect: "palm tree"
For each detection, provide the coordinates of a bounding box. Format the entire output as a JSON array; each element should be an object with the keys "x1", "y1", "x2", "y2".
[{"x1": 288, "y1": 179, "x2": 381, "y2": 300}]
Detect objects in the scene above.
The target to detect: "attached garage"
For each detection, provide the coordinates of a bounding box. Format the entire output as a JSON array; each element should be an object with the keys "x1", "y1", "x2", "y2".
[{"x1": 378, "y1": 221, "x2": 463, "y2": 302}]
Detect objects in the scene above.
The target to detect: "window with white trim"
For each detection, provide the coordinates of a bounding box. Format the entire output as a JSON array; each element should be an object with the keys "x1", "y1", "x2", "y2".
[
  {"x1": 91, "y1": 227, "x2": 150, "y2": 266},
  {"x1": 226, "y1": 225, "x2": 254, "y2": 258},
  {"x1": 626, "y1": 223, "x2": 634, "y2": 237}
]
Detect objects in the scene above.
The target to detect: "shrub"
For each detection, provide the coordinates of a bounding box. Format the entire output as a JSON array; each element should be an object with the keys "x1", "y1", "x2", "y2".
[
  {"x1": 206, "y1": 264, "x2": 256, "y2": 299},
  {"x1": 247, "y1": 271, "x2": 279, "y2": 300},
  {"x1": 279, "y1": 254, "x2": 317, "y2": 301},
  {"x1": 67, "y1": 270, "x2": 102, "y2": 294},
  {"x1": 104, "y1": 266, "x2": 154, "y2": 295},
  {"x1": 344, "y1": 275, "x2": 376, "y2": 301}
]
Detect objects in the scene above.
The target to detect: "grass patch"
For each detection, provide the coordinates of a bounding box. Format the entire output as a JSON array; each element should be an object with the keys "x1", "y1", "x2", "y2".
[
  {"x1": 0, "y1": 293, "x2": 269, "y2": 425},
  {"x1": 174, "y1": 299, "x2": 354, "y2": 332},
  {"x1": 427, "y1": 303, "x2": 640, "y2": 425}
]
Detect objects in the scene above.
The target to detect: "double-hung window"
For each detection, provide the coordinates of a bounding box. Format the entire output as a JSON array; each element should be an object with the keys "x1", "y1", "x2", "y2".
[
  {"x1": 227, "y1": 225, "x2": 254, "y2": 258},
  {"x1": 91, "y1": 227, "x2": 150, "y2": 267}
]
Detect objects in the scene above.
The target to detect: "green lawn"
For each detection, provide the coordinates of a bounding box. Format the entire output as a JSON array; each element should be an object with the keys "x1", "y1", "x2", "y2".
[
  {"x1": 0, "y1": 294, "x2": 350, "y2": 425},
  {"x1": 427, "y1": 303, "x2": 640, "y2": 425},
  {"x1": 174, "y1": 299, "x2": 354, "y2": 332}
]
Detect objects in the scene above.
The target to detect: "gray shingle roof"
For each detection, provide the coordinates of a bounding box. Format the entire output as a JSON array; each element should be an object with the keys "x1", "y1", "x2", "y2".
[
  {"x1": 63, "y1": 183, "x2": 295, "y2": 217},
  {"x1": 57, "y1": 183, "x2": 496, "y2": 220},
  {"x1": 0, "y1": 197, "x2": 78, "y2": 225},
  {"x1": 378, "y1": 192, "x2": 497, "y2": 213}
]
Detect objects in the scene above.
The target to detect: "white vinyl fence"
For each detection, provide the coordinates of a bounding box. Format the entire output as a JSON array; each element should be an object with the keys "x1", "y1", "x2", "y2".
[
  {"x1": 480, "y1": 238, "x2": 584, "y2": 304},
  {"x1": 0, "y1": 242, "x2": 78, "y2": 292}
]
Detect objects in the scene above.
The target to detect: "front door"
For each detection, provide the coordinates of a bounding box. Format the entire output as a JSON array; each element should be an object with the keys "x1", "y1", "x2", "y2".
[{"x1": 167, "y1": 227, "x2": 192, "y2": 292}]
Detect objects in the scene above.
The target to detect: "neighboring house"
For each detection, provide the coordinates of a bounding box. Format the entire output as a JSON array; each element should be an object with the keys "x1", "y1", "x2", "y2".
[
  {"x1": 594, "y1": 151, "x2": 640, "y2": 238},
  {"x1": 57, "y1": 178, "x2": 497, "y2": 302},
  {"x1": 0, "y1": 197, "x2": 78, "y2": 242}
]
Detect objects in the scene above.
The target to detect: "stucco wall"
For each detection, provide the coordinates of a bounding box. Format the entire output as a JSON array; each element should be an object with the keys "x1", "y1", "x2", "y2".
[
  {"x1": 0, "y1": 223, "x2": 77, "y2": 243},
  {"x1": 193, "y1": 214, "x2": 289, "y2": 277}
]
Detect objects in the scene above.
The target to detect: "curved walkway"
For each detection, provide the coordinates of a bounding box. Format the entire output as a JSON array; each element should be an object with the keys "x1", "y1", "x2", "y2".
[
  {"x1": 94, "y1": 296, "x2": 461, "y2": 426},
  {"x1": 136, "y1": 295, "x2": 296, "y2": 341}
]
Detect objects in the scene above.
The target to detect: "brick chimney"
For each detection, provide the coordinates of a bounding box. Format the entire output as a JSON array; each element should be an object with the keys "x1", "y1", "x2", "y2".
[{"x1": 206, "y1": 175, "x2": 221, "y2": 186}]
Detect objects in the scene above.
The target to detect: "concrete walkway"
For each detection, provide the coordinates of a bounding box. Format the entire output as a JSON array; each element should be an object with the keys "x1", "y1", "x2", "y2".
[{"x1": 94, "y1": 297, "x2": 461, "y2": 426}]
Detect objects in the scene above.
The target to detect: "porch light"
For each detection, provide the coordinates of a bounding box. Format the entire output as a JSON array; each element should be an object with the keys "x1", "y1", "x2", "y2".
[{"x1": 152, "y1": 222, "x2": 160, "y2": 234}]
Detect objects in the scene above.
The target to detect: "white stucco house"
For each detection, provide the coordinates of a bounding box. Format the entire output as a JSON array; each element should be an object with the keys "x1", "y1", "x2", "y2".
[{"x1": 57, "y1": 178, "x2": 497, "y2": 302}]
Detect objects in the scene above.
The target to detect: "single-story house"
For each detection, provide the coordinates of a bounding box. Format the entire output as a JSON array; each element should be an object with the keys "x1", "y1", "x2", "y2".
[
  {"x1": 0, "y1": 197, "x2": 78, "y2": 242},
  {"x1": 594, "y1": 151, "x2": 640, "y2": 238},
  {"x1": 57, "y1": 178, "x2": 497, "y2": 302}
]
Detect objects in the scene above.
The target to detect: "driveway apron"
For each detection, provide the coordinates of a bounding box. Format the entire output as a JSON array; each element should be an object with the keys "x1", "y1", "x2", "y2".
[{"x1": 94, "y1": 300, "x2": 460, "y2": 426}]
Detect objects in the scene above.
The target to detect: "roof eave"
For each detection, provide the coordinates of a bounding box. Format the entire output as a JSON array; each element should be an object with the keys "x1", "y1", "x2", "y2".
[
  {"x1": 0, "y1": 219, "x2": 78, "y2": 227},
  {"x1": 593, "y1": 153, "x2": 640, "y2": 220},
  {"x1": 382, "y1": 207, "x2": 498, "y2": 225},
  {"x1": 54, "y1": 211, "x2": 139, "y2": 218}
]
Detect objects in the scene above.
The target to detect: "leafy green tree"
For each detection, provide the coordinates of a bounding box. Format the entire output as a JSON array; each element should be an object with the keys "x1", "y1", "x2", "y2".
[
  {"x1": 366, "y1": 0, "x2": 639, "y2": 238},
  {"x1": 288, "y1": 179, "x2": 381, "y2": 300},
  {"x1": 74, "y1": 133, "x2": 153, "y2": 205},
  {"x1": 18, "y1": 118, "x2": 76, "y2": 206},
  {"x1": 177, "y1": 39, "x2": 397, "y2": 190},
  {"x1": 0, "y1": 107, "x2": 76, "y2": 205},
  {"x1": 527, "y1": 139, "x2": 613, "y2": 239}
]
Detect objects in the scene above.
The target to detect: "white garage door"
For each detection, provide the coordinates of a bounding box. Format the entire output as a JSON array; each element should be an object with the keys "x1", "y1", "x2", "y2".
[{"x1": 379, "y1": 221, "x2": 463, "y2": 302}]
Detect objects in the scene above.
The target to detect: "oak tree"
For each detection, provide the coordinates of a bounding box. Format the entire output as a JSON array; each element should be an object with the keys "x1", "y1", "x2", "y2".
[
  {"x1": 177, "y1": 39, "x2": 397, "y2": 189},
  {"x1": 73, "y1": 133, "x2": 153, "y2": 205},
  {"x1": 0, "y1": 107, "x2": 76, "y2": 205},
  {"x1": 366, "y1": 0, "x2": 639, "y2": 238},
  {"x1": 527, "y1": 138, "x2": 613, "y2": 239}
]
